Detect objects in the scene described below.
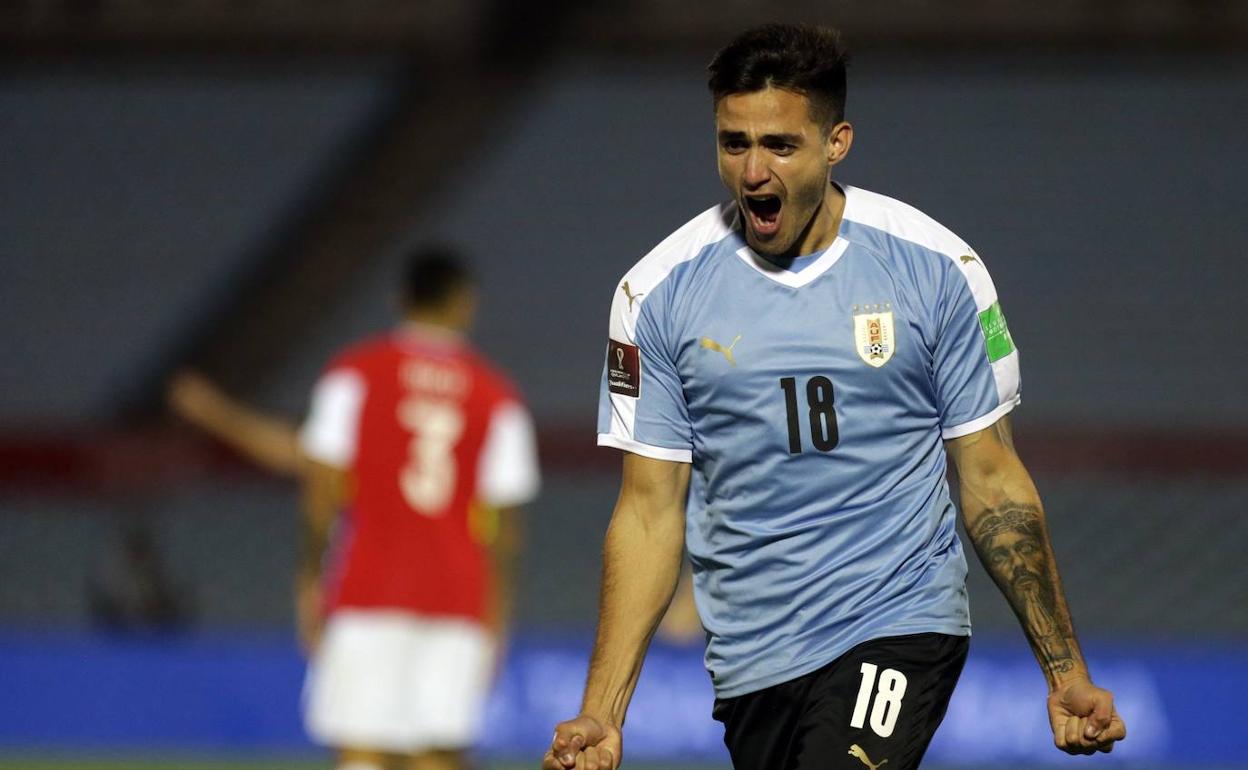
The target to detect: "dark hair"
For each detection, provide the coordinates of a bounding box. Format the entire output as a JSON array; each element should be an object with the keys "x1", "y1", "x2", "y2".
[
  {"x1": 402, "y1": 246, "x2": 473, "y2": 310},
  {"x1": 707, "y1": 24, "x2": 849, "y2": 127}
]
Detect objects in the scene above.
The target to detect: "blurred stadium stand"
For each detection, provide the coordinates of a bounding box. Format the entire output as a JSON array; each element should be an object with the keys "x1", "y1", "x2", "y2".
[
  {"x1": 2, "y1": 2, "x2": 1247, "y2": 767},
  {"x1": 5, "y1": 1, "x2": 1247, "y2": 49},
  {"x1": 2, "y1": 474, "x2": 1247, "y2": 636}
]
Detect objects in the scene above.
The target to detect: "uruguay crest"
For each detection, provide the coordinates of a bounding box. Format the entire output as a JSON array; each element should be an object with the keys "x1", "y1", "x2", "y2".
[{"x1": 853, "y1": 304, "x2": 895, "y2": 367}]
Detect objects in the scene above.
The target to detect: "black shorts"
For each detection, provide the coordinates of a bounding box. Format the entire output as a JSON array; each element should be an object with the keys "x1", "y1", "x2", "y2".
[{"x1": 712, "y1": 632, "x2": 968, "y2": 770}]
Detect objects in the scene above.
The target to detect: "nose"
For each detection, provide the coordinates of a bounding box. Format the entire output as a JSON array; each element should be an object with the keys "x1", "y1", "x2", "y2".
[
  {"x1": 1009, "y1": 550, "x2": 1032, "y2": 575},
  {"x1": 742, "y1": 148, "x2": 770, "y2": 189}
]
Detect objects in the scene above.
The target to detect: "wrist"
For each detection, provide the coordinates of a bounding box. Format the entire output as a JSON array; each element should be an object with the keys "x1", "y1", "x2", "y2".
[
  {"x1": 578, "y1": 702, "x2": 625, "y2": 730},
  {"x1": 1049, "y1": 667, "x2": 1092, "y2": 692}
]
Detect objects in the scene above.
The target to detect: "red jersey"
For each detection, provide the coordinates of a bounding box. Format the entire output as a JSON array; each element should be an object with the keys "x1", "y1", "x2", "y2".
[{"x1": 300, "y1": 325, "x2": 540, "y2": 621}]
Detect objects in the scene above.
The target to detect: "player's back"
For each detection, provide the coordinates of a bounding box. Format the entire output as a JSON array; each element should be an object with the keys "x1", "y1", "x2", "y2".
[{"x1": 324, "y1": 326, "x2": 519, "y2": 621}]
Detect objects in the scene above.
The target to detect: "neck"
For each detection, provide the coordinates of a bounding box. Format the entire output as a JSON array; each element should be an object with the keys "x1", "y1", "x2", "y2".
[
  {"x1": 403, "y1": 312, "x2": 463, "y2": 335},
  {"x1": 788, "y1": 181, "x2": 846, "y2": 258}
]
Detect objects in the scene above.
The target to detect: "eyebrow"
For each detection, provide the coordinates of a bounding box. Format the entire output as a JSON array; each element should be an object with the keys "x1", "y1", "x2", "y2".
[{"x1": 717, "y1": 130, "x2": 804, "y2": 145}]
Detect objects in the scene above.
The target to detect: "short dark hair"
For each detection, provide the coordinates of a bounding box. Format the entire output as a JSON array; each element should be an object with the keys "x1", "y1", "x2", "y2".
[
  {"x1": 707, "y1": 23, "x2": 849, "y2": 127},
  {"x1": 402, "y1": 246, "x2": 473, "y2": 310}
]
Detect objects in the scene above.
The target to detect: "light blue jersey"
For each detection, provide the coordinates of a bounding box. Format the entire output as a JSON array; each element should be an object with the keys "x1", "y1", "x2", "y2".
[{"x1": 597, "y1": 185, "x2": 1021, "y2": 699}]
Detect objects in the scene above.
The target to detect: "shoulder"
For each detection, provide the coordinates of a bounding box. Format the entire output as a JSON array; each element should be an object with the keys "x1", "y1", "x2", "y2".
[
  {"x1": 840, "y1": 184, "x2": 995, "y2": 305},
  {"x1": 462, "y1": 345, "x2": 523, "y2": 404},
  {"x1": 322, "y1": 334, "x2": 393, "y2": 376},
  {"x1": 608, "y1": 203, "x2": 738, "y2": 335},
  {"x1": 841, "y1": 185, "x2": 975, "y2": 263},
  {"x1": 618, "y1": 202, "x2": 738, "y2": 301}
]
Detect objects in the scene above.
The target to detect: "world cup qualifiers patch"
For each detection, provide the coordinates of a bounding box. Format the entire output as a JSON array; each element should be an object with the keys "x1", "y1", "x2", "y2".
[
  {"x1": 978, "y1": 301, "x2": 1016, "y2": 362},
  {"x1": 607, "y1": 339, "x2": 641, "y2": 397}
]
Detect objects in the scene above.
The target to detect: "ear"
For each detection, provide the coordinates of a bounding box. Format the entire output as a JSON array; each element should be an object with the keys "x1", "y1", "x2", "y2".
[{"x1": 826, "y1": 121, "x2": 854, "y2": 167}]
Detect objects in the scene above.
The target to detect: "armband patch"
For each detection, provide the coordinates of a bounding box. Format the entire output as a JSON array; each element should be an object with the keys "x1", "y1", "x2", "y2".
[
  {"x1": 978, "y1": 302, "x2": 1016, "y2": 363},
  {"x1": 606, "y1": 340, "x2": 641, "y2": 397}
]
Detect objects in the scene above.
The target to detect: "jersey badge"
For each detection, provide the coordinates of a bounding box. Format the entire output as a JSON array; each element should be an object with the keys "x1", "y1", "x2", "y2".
[
  {"x1": 606, "y1": 339, "x2": 641, "y2": 397},
  {"x1": 959, "y1": 253, "x2": 980, "y2": 266},
  {"x1": 853, "y1": 304, "x2": 894, "y2": 368},
  {"x1": 700, "y1": 334, "x2": 741, "y2": 366},
  {"x1": 620, "y1": 281, "x2": 645, "y2": 312}
]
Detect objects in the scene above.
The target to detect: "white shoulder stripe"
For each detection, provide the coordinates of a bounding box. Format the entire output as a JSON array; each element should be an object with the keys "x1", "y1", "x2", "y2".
[
  {"x1": 603, "y1": 203, "x2": 733, "y2": 457},
  {"x1": 843, "y1": 185, "x2": 997, "y2": 312},
  {"x1": 609, "y1": 203, "x2": 736, "y2": 341}
]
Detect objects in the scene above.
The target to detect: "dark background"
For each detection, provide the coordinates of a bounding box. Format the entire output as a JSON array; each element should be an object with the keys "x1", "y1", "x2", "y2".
[{"x1": 1, "y1": 1, "x2": 1246, "y2": 767}]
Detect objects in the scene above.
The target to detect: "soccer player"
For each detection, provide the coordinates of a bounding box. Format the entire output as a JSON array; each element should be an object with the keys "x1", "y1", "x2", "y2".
[
  {"x1": 543, "y1": 24, "x2": 1125, "y2": 770},
  {"x1": 298, "y1": 249, "x2": 540, "y2": 770},
  {"x1": 170, "y1": 249, "x2": 540, "y2": 770}
]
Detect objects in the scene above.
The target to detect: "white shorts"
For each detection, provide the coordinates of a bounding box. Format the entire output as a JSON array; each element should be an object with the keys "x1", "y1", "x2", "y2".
[{"x1": 303, "y1": 609, "x2": 494, "y2": 753}]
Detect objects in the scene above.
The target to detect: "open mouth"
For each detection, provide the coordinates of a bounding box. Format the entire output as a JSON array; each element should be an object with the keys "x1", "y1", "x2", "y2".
[{"x1": 744, "y1": 194, "x2": 782, "y2": 237}]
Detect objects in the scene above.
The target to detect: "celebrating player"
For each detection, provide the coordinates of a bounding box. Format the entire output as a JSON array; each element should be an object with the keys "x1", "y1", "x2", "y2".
[{"x1": 544, "y1": 23, "x2": 1125, "y2": 770}]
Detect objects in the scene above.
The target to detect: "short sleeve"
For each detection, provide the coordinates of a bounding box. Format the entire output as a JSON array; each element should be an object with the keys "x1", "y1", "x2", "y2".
[
  {"x1": 477, "y1": 401, "x2": 541, "y2": 507},
  {"x1": 299, "y1": 368, "x2": 367, "y2": 467},
  {"x1": 596, "y1": 278, "x2": 693, "y2": 463},
  {"x1": 933, "y1": 252, "x2": 1021, "y2": 439}
]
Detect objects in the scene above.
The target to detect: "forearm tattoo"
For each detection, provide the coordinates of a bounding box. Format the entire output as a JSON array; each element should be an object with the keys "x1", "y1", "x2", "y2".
[{"x1": 969, "y1": 501, "x2": 1078, "y2": 678}]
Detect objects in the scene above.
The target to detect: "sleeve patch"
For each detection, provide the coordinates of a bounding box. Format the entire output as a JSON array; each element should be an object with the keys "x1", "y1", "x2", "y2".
[
  {"x1": 978, "y1": 302, "x2": 1016, "y2": 363},
  {"x1": 606, "y1": 340, "x2": 641, "y2": 397}
]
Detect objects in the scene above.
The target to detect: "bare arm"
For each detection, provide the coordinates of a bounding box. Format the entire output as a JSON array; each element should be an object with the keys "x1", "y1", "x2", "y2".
[
  {"x1": 296, "y1": 458, "x2": 348, "y2": 653},
  {"x1": 656, "y1": 562, "x2": 702, "y2": 644},
  {"x1": 167, "y1": 370, "x2": 303, "y2": 477},
  {"x1": 484, "y1": 505, "x2": 524, "y2": 658},
  {"x1": 544, "y1": 452, "x2": 690, "y2": 770},
  {"x1": 583, "y1": 453, "x2": 690, "y2": 720},
  {"x1": 947, "y1": 415, "x2": 1125, "y2": 754},
  {"x1": 947, "y1": 416, "x2": 1084, "y2": 684}
]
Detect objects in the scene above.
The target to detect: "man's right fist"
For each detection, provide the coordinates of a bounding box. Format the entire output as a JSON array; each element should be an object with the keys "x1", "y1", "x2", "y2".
[{"x1": 542, "y1": 714, "x2": 623, "y2": 770}]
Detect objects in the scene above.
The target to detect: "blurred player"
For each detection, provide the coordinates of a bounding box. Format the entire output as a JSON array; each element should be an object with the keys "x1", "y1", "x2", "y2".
[
  {"x1": 300, "y1": 248, "x2": 539, "y2": 770},
  {"x1": 544, "y1": 24, "x2": 1124, "y2": 770},
  {"x1": 170, "y1": 247, "x2": 540, "y2": 770}
]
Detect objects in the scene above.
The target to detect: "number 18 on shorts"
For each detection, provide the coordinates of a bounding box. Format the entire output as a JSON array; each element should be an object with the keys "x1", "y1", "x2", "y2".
[{"x1": 712, "y1": 633, "x2": 969, "y2": 770}]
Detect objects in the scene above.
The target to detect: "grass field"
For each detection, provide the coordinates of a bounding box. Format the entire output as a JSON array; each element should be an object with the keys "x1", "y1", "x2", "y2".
[
  {"x1": 0, "y1": 760, "x2": 721, "y2": 770},
  {"x1": 2, "y1": 759, "x2": 1237, "y2": 770},
  {"x1": 0, "y1": 762, "x2": 327, "y2": 770}
]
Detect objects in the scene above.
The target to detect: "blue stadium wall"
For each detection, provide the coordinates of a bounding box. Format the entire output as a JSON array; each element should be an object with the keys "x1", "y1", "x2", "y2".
[{"x1": 0, "y1": 630, "x2": 1243, "y2": 765}]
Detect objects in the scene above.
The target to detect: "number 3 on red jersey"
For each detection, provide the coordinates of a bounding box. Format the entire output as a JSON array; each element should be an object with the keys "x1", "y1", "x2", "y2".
[{"x1": 396, "y1": 397, "x2": 465, "y2": 516}]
